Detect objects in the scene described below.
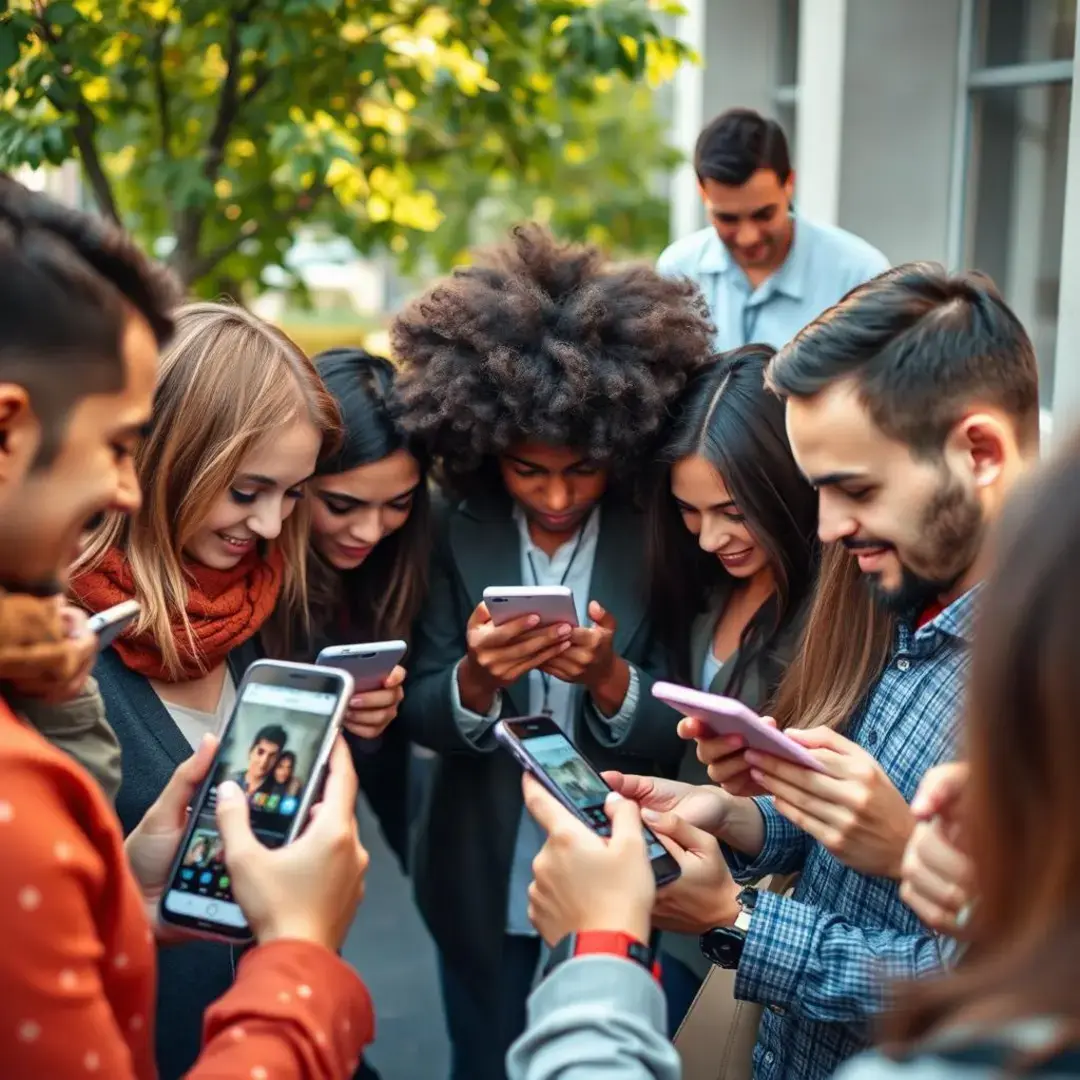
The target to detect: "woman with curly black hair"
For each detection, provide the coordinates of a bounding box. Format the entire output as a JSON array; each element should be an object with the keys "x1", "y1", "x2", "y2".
[{"x1": 392, "y1": 223, "x2": 714, "y2": 1080}]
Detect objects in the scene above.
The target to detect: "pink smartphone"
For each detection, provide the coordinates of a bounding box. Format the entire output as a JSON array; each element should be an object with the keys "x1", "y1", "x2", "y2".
[{"x1": 652, "y1": 681, "x2": 826, "y2": 773}]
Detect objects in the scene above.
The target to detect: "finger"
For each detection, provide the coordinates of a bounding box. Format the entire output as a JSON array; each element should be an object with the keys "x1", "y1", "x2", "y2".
[
  {"x1": 605, "y1": 794, "x2": 647, "y2": 853},
  {"x1": 587, "y1": 600, "x2": 617, "y2": 631},
  {"x1": 784, "y1": 726, "x2": 849, "y2": 752},
  {"x1": 600, "y1": 771, "x2": 657, "y2": 806},
  {"x1": 343, "y1": 716, "x2": 393, "y2": 739},
  {"x1": 906, "y1": 821, "x2": 974, "y2": 887},
  {"x1": 522, "y1": 773, "x2": 589, "y2": 837},
  {"x1": 467, "y1": 602, "x2": 494, "y2": 628},
  {"x1": 639, "y1": 808, "x2": 713, "y2": 853},
  {"x1": 899, "y1": 880, "x2": 961, "y2": 935},
  {"x1": 382, "y1": 665, "x2": 407, "y2": 689},
  {"x1": 216, "y1": 779, "x2": 259, "y2": 861},
  {"x1": 567, "y1": 627, "x2": 600, "y2": 648},
  {"x1": 754, "y1": 770, "x2": 850, "y2": 829},
  {"x1": 694, "y1": 732, "x2": 748, "y2": 766},
  {"x1": 59, "y1": 605, "x2": 91, "y2": 638},
  {"x1": 349, "y1": 688, "x2": 400, "y2": 710},
  {"x1": 503, "y1": 641, "x2": 572, "y2": 681},
  {"x1": 495, "y1": 623, "x2": 573, "y2": 662},
  {"x1": 156, "y1": 734, "x2": 219, "y2": 820},
  {"x1": 483, "y1": 613, "x2": 546, "y2": 645},
  {"x1": 744, "y1": 751, "x2": 851, "y2": 802},
  {"x1": 910, "y1": 762, "x2": 969, "y2": 818}
]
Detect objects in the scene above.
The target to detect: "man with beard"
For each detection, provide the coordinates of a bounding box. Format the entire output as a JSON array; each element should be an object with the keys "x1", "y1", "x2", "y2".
[{"x1": 549, "y1": 263, "x2": 1040, "y2": 1080}]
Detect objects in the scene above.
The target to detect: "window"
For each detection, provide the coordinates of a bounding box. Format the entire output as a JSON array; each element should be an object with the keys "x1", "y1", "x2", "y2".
[
  {"x1": 774, "y1": 0, "x2": 800, "y2": 151},
  {"x1": 956, "y1": 0, "x2": 1076, "y2": 406}
]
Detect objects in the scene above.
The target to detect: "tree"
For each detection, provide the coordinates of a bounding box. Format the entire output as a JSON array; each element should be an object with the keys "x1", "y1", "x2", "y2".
[{"x1": 0, "y1": 0, "x2": 692, "y2": 293}]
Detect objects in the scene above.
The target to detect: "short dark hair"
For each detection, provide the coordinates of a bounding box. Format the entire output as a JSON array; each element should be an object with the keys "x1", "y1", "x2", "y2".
[
  {"x1": 694, "y1": 108, "x2": 792, "y2": 187},
  {"x1": 251, "y1": 724, "x2": 288, "y2": 752},
  {"x1": 767, "y1": 262, "x2": 1040, "y2": 455},
  {"x1": 392, "y1": 223, "x2": 714, "y2": 496},
  {"x1": 0, "y1": 176, "x2": 179, "y2": 464}
]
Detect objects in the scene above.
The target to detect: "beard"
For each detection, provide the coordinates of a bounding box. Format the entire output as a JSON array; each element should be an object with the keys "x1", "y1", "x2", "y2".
[{"x1": 849, "y1": 471, "x2": 985, "y2": 617}]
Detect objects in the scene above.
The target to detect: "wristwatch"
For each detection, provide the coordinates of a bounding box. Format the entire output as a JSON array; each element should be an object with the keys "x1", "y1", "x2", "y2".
[
  {"x1": 544, "y1": 930, "x2": 661, "y2": 981},
  {"x1": 700, "y1": 886, "x2": 757, "y2": 970}
]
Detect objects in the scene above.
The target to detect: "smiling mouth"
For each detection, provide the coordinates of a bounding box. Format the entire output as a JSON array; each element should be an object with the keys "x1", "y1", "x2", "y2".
[
  {"x1": 219, "y1": 533, "x2": 254, "y2": 550},
  {"x1": 719, "y1": 548, "x2": 754, "y2": 562}
]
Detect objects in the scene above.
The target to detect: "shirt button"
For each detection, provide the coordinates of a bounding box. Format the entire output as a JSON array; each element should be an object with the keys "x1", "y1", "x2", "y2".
[
  {"x1": 867, "y1": 729, "x2": 879, "y2": 747},
  {"x1": 765, "y1": 1052, "x2": 775, "y2": 1064},
  {"x1": 896, "y1": 658, "x2": 911, "y2": 672},
  {"x1": 768, "y1": 1004, "x2": 787, "y2": 1016}
]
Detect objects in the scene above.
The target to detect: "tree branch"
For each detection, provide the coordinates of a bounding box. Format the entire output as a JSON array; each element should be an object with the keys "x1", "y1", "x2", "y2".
[
  {"x1": 150, "y1": 27, "x2": 173, "y2": 158},
  {"x1": 32, "y1": 5, "x2": 121, "y2": 223}
]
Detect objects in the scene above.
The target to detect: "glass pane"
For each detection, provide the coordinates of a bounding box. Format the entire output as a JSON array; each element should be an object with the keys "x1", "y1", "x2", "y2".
[
  {"x1": 777, "y1": 0, "x2": 800, "y2": 86},
  {"x1": 974, "y1": 0, "x2": 1076, "y2": 68},
  {"x1": 964, "y1": 82, "x2": 1071, "y2": 405}
]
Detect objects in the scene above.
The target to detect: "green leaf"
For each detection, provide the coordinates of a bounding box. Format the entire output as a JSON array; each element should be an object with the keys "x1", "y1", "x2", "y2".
[
  {"x1": 44, "y1": 2, "x2": 81, "y2": 28},
  {"x1": 0, "y1": 21, "x2": 23, "y2": 75}
]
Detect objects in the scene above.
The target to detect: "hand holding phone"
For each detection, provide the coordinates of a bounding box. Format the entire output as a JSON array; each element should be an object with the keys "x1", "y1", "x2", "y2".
[
  {"x1": 88, "y1": 599, "x2": 140, "y2": 652},
  {"x1": 215, "y1": 738, "x2": 369, "y2": 952},
  {"x1": 522, "y1": 772, "x2": 655, "y2": 947},
  {"x1": 457, "y1": 601, "x2": 574, "y2": 714}
]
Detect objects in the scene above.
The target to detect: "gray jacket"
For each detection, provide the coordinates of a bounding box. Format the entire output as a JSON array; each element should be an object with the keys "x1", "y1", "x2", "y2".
[{"x1": 507, "y1": 956, "x2": 680, "y2": 1080}]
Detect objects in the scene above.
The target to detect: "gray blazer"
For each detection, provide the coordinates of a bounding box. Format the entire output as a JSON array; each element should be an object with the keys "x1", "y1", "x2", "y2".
[
  {"x1": 400, "y1": 489, "x2": 676, "y2": 998},
  {"x1": 663, "y1": 604, "x2": 805, "y2": 978}
]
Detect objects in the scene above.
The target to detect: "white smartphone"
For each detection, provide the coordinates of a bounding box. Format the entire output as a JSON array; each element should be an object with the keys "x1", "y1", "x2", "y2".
[
  {"x1": 87, "y1": 599, "x2": 141, "y2": 652},
  {"x1": 159, "y1": 660, "x2": 354, "y2": 942},
  {"x1": 316, "y1": 639, "x2": 407, "y2": 693},
  {"x1": 483, "y1": 585, "x2": 578, "y2": 628},
  {"x1": 652, "y1": 681, "x2": 826, "y2": 773}
]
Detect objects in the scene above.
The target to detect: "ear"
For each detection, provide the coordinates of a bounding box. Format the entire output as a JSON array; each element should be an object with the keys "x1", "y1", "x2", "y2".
[
  {"x1": 0, "y1": 384, "x2": 39, "y2": 487},
  {"x1": 946, "y1": 412, "x2": 1012, "y2": 488}
]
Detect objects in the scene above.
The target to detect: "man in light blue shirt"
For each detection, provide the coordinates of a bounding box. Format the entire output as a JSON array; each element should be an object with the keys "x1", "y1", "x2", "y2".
[{"x1": 659, "y1": 108, "x2": 889, "y2": 351}]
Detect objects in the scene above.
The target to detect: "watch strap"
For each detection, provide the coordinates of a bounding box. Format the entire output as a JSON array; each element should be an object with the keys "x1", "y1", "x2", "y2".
[{"x1": 545, "y1": 930, "x2": 661, "y2": 981}]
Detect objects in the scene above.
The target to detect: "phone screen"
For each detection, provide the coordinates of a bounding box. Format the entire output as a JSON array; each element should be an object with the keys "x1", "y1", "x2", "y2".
[
  {"x1": 162, "y1": 678, "x2": 341, "y2": 935},
  {"x1": 503, "y1": 720, "x2": 678, "y2": 884}
]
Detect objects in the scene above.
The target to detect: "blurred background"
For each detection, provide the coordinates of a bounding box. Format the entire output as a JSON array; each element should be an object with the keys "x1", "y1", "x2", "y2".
[{"x1": 4, "y1": 1, "x2": 1078, "y2": 432}]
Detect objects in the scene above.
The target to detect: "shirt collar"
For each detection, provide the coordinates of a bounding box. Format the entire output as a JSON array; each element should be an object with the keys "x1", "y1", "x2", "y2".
[
  {"x1": 695, "y1": 215, "x2": 807, "y2": 301},
  {"x1": 914, "y1": 584, "x2": 982, "y2": 644}
]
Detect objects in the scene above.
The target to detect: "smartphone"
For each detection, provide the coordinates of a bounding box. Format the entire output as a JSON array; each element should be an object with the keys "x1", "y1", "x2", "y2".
[
  {"x1": 652, "y1": 681, "x2": 826, "y2": 773},
  {"x1": 87, "y1": 599, "x2": 140, "y2": 652},
  {"x1": 316, "y1": 639, "x2": 407, "y2": 692},
  {"x1": 483, "y1": 585, "x2": 579, "y2": 628},
  {"x1": 495, "y1": 715, "x2": 681, "y2": 886},
  {"x1": 159, "y1": 660, "x2": 354, "y2": 942}
]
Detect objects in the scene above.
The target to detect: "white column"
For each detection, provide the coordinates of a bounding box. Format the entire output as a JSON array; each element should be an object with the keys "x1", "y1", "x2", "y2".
[
  {"x1": 1050, "y1": 25, "x2": 1080, "y2": 441},
  {"x1": 794, "y1": 0, "x2": 847, "y2": 225},
  {"x1": 669, "y1": 0, "x2": 706, "y2": 243}
]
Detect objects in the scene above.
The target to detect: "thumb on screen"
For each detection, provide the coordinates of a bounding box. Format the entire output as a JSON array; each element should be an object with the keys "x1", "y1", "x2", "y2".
[{"x1": 215, "y1": 781, "x2": 257, "y2": 861}]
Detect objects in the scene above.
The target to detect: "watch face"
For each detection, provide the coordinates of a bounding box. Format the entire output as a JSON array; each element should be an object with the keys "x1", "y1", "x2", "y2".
[{"x1": 700, "y1": 926, "x2": 746, "y2": 970}]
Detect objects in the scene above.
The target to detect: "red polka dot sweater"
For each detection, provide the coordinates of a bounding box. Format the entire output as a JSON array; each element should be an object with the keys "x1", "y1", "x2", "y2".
[{"x1": 0, "y1": 698, "x2": 374, "y2": 1078}]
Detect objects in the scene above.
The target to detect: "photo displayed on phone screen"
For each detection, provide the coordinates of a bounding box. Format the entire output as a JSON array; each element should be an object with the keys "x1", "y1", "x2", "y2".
[
  {"x1": 162, "y1": 680, "x2": 339, "y2": 932},
  {"x1": 526, "y1": 732, "x2": 670, "y2": 863}
]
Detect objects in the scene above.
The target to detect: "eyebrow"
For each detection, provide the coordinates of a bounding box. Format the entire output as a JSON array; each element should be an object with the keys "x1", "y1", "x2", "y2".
[
  {"x1": 505, "y1": 454, "x2": 589, "y2": 472},
  {"x1": 675, "y1": 495, "x2": 737, "y2": 512},
  {"x1": 712, "y1": 203, "x2": 778, "y2": 219},
  {"x1": 808, "y1": 471, "x2": 868, "y2": 488},
  {"x1": 237, "y1": 472, "x2": 315, "y2": 489},
  {"x1": 319, "y1": 481, "x2": 422, "y2": 506}
]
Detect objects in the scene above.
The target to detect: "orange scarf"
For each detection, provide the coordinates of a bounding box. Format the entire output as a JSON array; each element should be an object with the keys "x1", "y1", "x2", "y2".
[{"x1": 72, "y1": 547, "x2": 284, "y2": 681}]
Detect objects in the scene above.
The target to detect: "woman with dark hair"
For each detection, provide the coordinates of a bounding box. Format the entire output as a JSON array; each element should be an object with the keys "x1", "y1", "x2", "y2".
[
  {"x1": 640, "y1": 344, "x2": 818, "y2": 1028},
  {"x1": 265, "y1": 346, "x2": 430, "y2": 871}
]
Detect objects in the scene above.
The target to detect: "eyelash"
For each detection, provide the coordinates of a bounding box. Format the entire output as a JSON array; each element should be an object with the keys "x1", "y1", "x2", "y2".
[
  {"x1": 324, "y1": 498, "x2": 413, "y2": 517},
  {"x1": 230, "y1": 488, "x2": 305, "y2": 506},
  {"x1": 843, "y1": 489, "x2": 873, "y2": 503}
]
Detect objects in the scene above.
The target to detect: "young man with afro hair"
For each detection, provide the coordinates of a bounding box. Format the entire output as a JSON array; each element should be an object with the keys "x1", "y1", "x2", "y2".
[{"x1": 393, "y1": 223, "x2": 714, "y2": 1080}]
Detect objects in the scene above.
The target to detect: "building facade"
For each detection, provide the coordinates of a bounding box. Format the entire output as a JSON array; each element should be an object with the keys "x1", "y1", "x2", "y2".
[{"x1": 670, "y1": 0, "x2": 1078, "y2": 436}]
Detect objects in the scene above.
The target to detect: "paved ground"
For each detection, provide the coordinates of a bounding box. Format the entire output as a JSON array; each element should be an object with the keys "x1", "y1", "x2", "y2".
[{"x1": 341, "y1": 786, "x2": 450, "y2": 1080}]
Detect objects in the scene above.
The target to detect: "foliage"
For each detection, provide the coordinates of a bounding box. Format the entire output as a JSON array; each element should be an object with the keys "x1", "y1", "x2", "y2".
[{"x1": 0, "y1": 0, "x2": 692, "y2": 293}]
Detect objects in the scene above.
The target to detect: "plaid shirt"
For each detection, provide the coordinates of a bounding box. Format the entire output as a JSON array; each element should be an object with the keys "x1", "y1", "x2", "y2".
[{"x1": 724, "y1": 588, "x2": 979, "y2": 1080}]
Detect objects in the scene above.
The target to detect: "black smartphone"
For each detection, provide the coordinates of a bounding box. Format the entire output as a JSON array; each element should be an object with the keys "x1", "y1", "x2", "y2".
[
  {"x1": 158, "y1": 660, "x2": 354, "y2": 942},
  {"x1": 495, "y1": 715, "x2": 681, "y2": 886}
]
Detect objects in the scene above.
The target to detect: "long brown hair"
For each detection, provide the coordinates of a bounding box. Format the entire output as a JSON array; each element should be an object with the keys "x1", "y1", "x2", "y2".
[
  {"x1": 769, "y1": 541, "x2": 895, "y2": 731},
  {"x1": 73, "y1": 302, "x2": 340, "y2": 679},
  {"x1": 884, "y1": 442, "x2": 1080, "y2": 1059}
]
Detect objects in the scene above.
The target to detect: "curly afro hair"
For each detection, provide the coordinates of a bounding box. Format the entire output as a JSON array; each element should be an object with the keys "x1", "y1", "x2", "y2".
[{"x1": 392, "y1": 224, "x2": 714, "y2": 495}]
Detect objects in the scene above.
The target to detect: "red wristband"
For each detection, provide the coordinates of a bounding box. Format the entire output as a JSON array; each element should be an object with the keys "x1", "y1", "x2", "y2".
[{"x1": 571, "y1": 930, "x2": 662, "y2": 981}]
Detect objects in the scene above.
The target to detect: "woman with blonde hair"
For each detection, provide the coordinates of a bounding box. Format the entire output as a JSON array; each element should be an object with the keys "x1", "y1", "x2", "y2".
[{"x1": 71, "y1": 301, "x2": 340, "y2": 1080}]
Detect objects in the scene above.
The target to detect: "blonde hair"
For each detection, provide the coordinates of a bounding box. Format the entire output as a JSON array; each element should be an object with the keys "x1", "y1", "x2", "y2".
[{"x1": 74, "y1": 301, "x2": 341, "y2": 679}]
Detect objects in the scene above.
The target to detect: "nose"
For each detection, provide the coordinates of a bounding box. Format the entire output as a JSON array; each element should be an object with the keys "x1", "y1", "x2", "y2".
[
  {"x1": 249, "y1": 499, "x2": 285, "y2": 542},
  {"x1": 545, "y1": 477, "x2": 571, "y2": 514},
  {"x1": 349, "y1": 507, "x2": 384, "y2": 546},
  {"x1": 697, "y1": 513, "x2": 730, "y2": 555},
  {"x1": 816, "y1": 492, "x2": 857, "y2": 545},
  {"x1": 111, "y1": 458, "x2": 142, "y2": 516},
  {"x1": 735, "y1": 221, "x2": 761, "y2": 249}
]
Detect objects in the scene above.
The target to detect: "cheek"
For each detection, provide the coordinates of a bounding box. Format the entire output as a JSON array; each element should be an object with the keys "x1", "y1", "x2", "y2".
[{"x1": 198, "y1": 495, "x2": 246, "y2": 536}]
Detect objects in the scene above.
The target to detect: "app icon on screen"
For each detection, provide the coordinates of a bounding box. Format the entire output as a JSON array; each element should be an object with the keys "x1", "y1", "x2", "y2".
[
  {"x1": 253, "y1": 793, "x2": 268, "y2": 808},
  {"x1": 218, "y1": 875, "x2": 230, "y2": 889},
  {"x1": 181, "y1": 868, "x2": 194, "y2": 881},
  {"x1": 281, "y1": 796, "x2": 298, "y2": 815},
  {"x1": 267, "y1": 795, "x2": 280, "y2": 811},
  {"x1": 199, "y1": 871, "x2": 213, "y2": 885}
]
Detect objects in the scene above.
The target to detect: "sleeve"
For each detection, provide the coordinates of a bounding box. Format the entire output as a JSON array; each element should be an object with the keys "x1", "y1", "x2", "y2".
[
  {"x1": 193, "y1": 939, "x2": 374, "y2": 1080},
  {"x1": 583, "y1": 637, "x2": 684, "y2": 771},
  {"x1": 732, "y1": 889, "x2": 948, "y2": 1022},
  {"x1": 0, "y1": 765, "x2": 147, "y2": 1079},
  {"x1": 399, "y1": 514, "x2": 496, "y2": 756},
  {"x1": 722, "y1": 795, "x2": 813, "y2": 878},
  {"x1": 449, "y1": 658, "x2": 503, "y2": 745},
  {"x1": 11, "y1": 677, "x2": 122, "y2": 802},
  {"x1": 507, "y1": 956, "x2": 680, "y2": 1080}
]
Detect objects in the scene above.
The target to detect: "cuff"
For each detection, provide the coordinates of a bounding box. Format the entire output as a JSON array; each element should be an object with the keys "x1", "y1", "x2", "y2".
[
  {"x1": 531, "y1": 955, "x2": 666, "y2": 1030},
  {"x1": 722, "y1": 796, "x2": 797, "y2": 882},
  {"x1": 450, "y1": 658, "x2": 503, "y2": 745},
  {"x1": 587, "y1": 662, "x2": 640, "y2": 741},
  {"x1": 732, "y1": 889, "x2": 817, "y2": 1008}
]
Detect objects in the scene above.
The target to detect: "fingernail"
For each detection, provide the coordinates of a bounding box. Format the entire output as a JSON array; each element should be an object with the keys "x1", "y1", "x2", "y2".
[
  {"x1": 528, "y1": 615, "x2": 541, "y2": 627},
  {"x1": 641, "y1": 809, "x2": 660, "y2": 823},
  {"x1": 558, "y1": 624, "x2": 572, "y2": 636},
  {"x1": 744, "y1": 750, "x2": 760, "y2": 764},
  {"x1": 606, "y1": 791, "x2": 623, "y2": 804},
  {"x1": 216, "y1": 780, "x2": 242, "y2": 803}
]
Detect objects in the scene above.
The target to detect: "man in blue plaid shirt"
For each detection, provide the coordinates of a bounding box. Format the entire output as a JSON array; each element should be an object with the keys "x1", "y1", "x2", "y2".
[{"x1": 594, "y1": 265, "x2": 1042, "y2": 1080}]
